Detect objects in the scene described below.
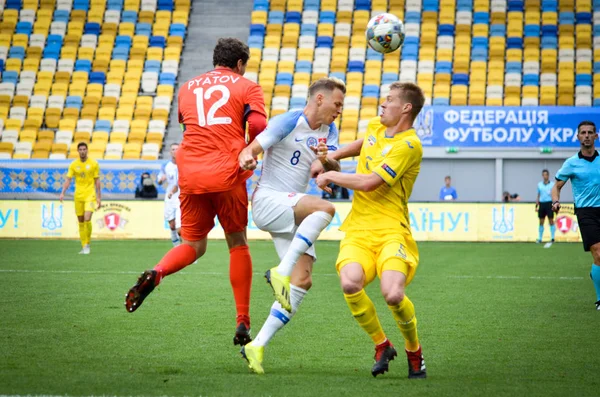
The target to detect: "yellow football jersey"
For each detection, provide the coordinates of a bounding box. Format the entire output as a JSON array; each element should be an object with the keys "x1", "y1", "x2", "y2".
[
  {"x1": 341, "y1": 117, "x2": 423, "y2": 232},
  {"x1": 67, "y1": 158, "x2": 100, "y2": 201}
]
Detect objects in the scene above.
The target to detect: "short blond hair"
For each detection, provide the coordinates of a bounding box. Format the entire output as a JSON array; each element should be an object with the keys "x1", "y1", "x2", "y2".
[
  {"x1": 389, "y1": 82, "x2": 425, "y2": 120},
  {"x1": 308, "y1": 77, "x2": 347, "y2": 97}
]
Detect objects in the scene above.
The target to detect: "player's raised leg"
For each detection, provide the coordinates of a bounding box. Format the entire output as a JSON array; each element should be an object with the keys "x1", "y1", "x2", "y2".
[
  {"x1": 243, "y1": 251, "x2": 313, "y2": 373},
  {"x1": 125, "y1": 193, "x2": 211, "y2": 313},
  {"x1": 380, "y1": 269, "x2": 426, "y2": 379},
  {"x1": 267, "y1": 196, "x2": 334, "y2": 311}
]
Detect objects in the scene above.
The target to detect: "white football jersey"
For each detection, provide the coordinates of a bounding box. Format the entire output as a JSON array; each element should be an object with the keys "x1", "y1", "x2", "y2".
[
  {"x1": 159, "y1": 160, "x2": 180, "y2": 203},
  {"x1": 256, "y1": 110, "x2": 339, "y2": 193}
]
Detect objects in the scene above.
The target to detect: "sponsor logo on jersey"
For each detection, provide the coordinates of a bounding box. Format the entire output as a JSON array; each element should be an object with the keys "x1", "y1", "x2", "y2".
[{"x1": 368, "y1": 135, "x2": 376, "y2": 146}]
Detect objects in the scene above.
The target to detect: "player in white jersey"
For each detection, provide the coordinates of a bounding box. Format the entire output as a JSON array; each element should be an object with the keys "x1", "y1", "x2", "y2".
[
  {"x1": 237, "y1": 77, "x2": 345, "y2": 374},
  {"x1": 158, "y1": 143, "x2": 181, "y2": 246}
]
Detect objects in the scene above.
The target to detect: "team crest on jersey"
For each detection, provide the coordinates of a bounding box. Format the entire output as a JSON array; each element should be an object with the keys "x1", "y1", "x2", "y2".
[
  {"x1": 306, "y1": 136, "x2": 318, "y2": 149},
  {"x1": 368, "y1": 135, "x2": 376, "y2": 146}
]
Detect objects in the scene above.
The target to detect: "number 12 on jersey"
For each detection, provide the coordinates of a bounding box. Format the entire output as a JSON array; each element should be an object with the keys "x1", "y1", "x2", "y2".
[{"x1": 193, "y1": 85, "x2": 232, "y2": 126}]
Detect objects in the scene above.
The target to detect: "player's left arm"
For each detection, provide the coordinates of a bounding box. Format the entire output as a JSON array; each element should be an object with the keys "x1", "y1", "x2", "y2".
[
  {"x1": 316, "y1": 170, "x2": 384, "y2": 192},
  {"x1": 245, "y1": 84, "x2": 268, "y2": 142},
  {"x1": 552, "y1": 160, "x2": 572, "y2": 212},
  {"x1": 94, "y1": 162, "x2": 101, "y2": 207}
]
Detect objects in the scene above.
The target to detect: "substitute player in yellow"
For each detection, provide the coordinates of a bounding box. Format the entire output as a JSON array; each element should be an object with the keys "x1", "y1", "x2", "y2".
[
  {"x1": 316, "y1": 82, "x2": 426, "y2": 379},
  {"x1": 60, "y1": 142, "x2": 101, "y2": 254}
]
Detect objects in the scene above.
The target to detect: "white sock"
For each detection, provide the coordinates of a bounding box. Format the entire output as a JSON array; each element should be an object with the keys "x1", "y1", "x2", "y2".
[
  {"x1": 170, "y1": 229, "x2": 180, "y2": 246},
  {"x1": 276, "y1": 211, "x2": 332, "y2": 277},
  {"x1": 253, "y1": 285, "x2": 307, "y2": 347}
]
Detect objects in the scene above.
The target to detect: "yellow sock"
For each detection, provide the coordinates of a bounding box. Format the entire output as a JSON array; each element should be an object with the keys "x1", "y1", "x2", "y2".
[
  {"x1": 344, "y1": 289, "x2": 386, "y2": 345},
  {"x1": 78, "y1": 222, "x2": 86, "y2": 247},
  {"x1": 388, "y1": 295, "x2": 420, "y2": 352},
  {"x1": 85, "y1": 221, "x2": 92, "y2": 246}
]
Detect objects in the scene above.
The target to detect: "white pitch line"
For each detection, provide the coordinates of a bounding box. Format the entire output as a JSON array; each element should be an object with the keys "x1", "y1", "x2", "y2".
[{"x1": 0, "y1": 269, "x2": 585, "y2": 280}]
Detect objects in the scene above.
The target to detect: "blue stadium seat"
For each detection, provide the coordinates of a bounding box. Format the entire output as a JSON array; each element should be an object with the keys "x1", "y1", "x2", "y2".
[
  {"x1": 89, "y1": 72, "x2": 106, "y2": 84},
  {"x1": 2, "y1": 71, "x2": 18, "y2": 85},
  {"x1": 404, "y1": 12, "x2": 421, "y2": 24},
  {"x1": 366, "y1": 47, "x2": 383, "y2": 60},
  {"x1": 472, "y1": 37, "x2": 489, "y2": 48},
  {"x1": 559, "y1": 12, "x2": 575, "y2": 25},
  {"x1": 276, "y1": 73, "x2": 293, "y2": 85},
  {"x1": 8, "y1": 47, "x2": 25, "y2": 60},
  {"x1": 144, "y1": 60, "x2": 161, "y2": 72},
  {"x1": 295, "y1": 61, "x2": 312, "y2": 73},
  {"x1": 490, "y1": 24, "x2": 506, "y2": 37},
  {"x1": 594, "y1": 62, "x2": 600, "y2": 74},
  {"x1": 401, "y1": 45, "x2": 418, "y2": 60},
  {"x1": 471, "y1": 48, "x2": 488, "y2": 61},
  {"x1": 363, "y1": 85, "x2": 379, "y2": 97},
  {"x1": 285, "y1": 12, "x2": 301, "y2": 24},
  {"x1": 73, "y1": 0, "x2": 90, "y2": 11},
  {"x1": 53, "y1": 10, "x2": 70, "y2": 23},
  {"x1": 304, "y1": 0, "x2": 320, "y2": 10},
  {"x1": 576, "y1": 74, "x2": 592, "y2": 86},
  {"x1": 290, "y1": 97, "x2": 306, "y2": 108},
  {"x1": 524, "y1": 25, "x2": 540, "y2": 37},
  {"x1": 84, "y1": 23, "x2": 101, "y2": 35},
  {"x1": 0, "y1": 60, "x2": 4, "y2": 72},
  {"x1": 253, "y1": 0, "x2": 269, "y2": 11},
  {"x1": 541, "y1": 36, "x2": 557, "y2": 48},
  {"x1": 423, "y1": 0, "x2": 440, "y2": 12},
  {"x1": 149, "y1": 36, "x2": 166, "y2": 48},
  {"x1": 15, "y1": 22, "x2": 32, "y2": 35},
  {"x1": 435, "y1": 61, "x2": 452, "y2": 74},
  {"x1": 473, "y1": 12, "x2": 489, "y2": 24},
  {"x1": 115, "y1": 36, "x2": 132, "y2": 48},
  {"x1": 457, "y1": 0, "x2": 473, "y2": 11},
  {"x1": 5, "y1": 0, "x2": 22, "y2": 9},
  {"x1": 316, "y1": 36, "x2": 333, "y2": 47},
  {"x1": 66, "y1": 96, "x2": 83, "y2": 109},
  {"x1": 382, "y1": 73, "x2": 399, "y2": 84},
  {"x1": 452, "y1": 74, "x2": 469, "y2": 85},
  {"x1": 157, "y1": 0, "x2": 174, "y2": 11},
  {"x1": 269, "y1": 11, "x2": 284, "y2": 24},
  {"x1": 506, "y1": 62, "x2": 522, "y2": 73},
  {"x1": 438, "y1": 24, "x2": 455, "y2": 36},
  {"x1": 355, "y1": 0, "x2": 372, "y2": 11},
  {"x1": 320, "y1": 11, "x2": 336, "y2": 24},
  {"x1": 74, "y1": 60, "x2": 91, "y2": 72},
  {"x1": 523, "y1": 74, "x2": 539, "y2": 86},
  {"x1": 329, "y1": 72, "x2": 345, "y2": 82},
  {"x1": 169, "y1": 24, "x2": 186, "y2": 37},
  {"x1": 300, "y1": 24, "x2": 317, "y2": 36},
  {"x1": 576, "y1": 12, "x2": 592, "y2": 24},
  {"x1": 250, "y1": 24, "x2": 266, "y2": 37},
  {"x1": 159, "y1": 73, "x2": 176, "y2": 85},
  {"x1": 136, "y1": 23, "x2": 152, "y2": 37},
  {"x1": 507, "y1": 0, "x2": 524, "y2": 11},
  {"x1": 433, "y1": 98, "x2": 450, "y2": 105},
  {"x1": 541, "y1": 25, "x2": 558, "y2": 36},
  {"x1": 95, "y1": 120, "x2": 112, "y2": 132},
  {"x1": 43, "y1": 46, "x2": 60, "y2": 59},
  {"x1": 122, "y1": 11, "x2": 137, "y2": 23},
  {"x1": 107, "y1": 0, "x2": 124, "y2": 11},
  {"x1": 347, "y1": 61, "x2": 365, "y2": 73},
  {"x1": 507, "y1": 37, "x2": 523, "y2": 49},
  {"x1": 541, "y1": 0, "x2": 557, "y2": 11},
  {"x1": 248, "y1": 36, "x2": 263, "y2": 48},
  {"x1": 112, "y1": 47, "x2": 130, "y2": 60}
]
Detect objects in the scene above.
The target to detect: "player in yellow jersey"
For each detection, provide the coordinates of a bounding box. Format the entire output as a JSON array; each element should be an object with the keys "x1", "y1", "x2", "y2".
[
  {"x1": 316, "y1": 82, "x2": 426, "y2": 379},
  {"x1": 60, "y1": 142, "x2": 101, "y2": 254}
]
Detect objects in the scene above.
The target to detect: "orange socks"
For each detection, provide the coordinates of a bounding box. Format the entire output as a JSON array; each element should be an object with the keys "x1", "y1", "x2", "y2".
[
  {"x1": 153, "y1": 244, "x2": 197, "y2": 285},
  {"x1": 229, "y1": 245, "x2": 253, "y2": 326}
]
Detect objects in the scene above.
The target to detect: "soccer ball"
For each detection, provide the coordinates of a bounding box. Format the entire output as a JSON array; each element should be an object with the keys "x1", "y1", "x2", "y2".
[{"x1": 365, "y1": 13, "x2": 405, "y2": 54}]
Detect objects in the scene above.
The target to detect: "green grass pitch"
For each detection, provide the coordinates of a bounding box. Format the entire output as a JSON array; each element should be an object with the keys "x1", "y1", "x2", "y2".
[{"x1": 0, "y1": 239, "x2": 598, "y2": 397}]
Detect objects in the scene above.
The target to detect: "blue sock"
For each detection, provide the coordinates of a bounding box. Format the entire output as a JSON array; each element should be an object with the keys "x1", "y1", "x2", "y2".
[
  {"x1": 550, "y1": 224, "x2": 556, "y2": 240},
  {"x1": 538, "y1": 225, "x2": 544, "y2": 241},
  {"x1": 591, "y1": 264, "x2": 600, "y2": 302}
]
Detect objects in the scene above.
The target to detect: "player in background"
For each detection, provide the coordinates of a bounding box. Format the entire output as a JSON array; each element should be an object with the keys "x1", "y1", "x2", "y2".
[
  {"x1": 317, "y1": 82, "x2": 427, "y2": 379},
  {"x1": 59, "y1": 142, "x2": 101, "y2": 255},
  {"x1": 125, "y1": 38, "x2": 268, "y2": 345},
  {"x1": 535, "y1": 169, "x2": 555, "y2": 247},
  {"x1": 237, "y1": 78, "x2": 344, "y2": 374},
  {"x1": 158, "y1": 143, "x2": 181, "y2": 247},
  {"x1": 552, "y1": 121, "x2": 600, "y2": 310}
]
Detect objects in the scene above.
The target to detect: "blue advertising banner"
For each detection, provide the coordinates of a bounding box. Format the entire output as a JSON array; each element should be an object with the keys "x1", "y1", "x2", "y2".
[{"x1": 412, "y1": 106, "x2": 600, "y2": 147}]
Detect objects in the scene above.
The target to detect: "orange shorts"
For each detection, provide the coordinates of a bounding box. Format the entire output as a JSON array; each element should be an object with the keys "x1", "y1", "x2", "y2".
[{"x1": 180, "y1": 182, "x2": 248, "y2": 241}]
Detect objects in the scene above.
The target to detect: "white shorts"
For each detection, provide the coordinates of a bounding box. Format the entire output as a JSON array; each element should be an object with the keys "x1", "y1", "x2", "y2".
[
  {"x1": 164, "y1": 200, "x2": 181, "y2": 229},
  {"x1": 252, "y1": 187, "x2": 316, "y2": 259}
]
